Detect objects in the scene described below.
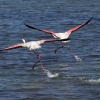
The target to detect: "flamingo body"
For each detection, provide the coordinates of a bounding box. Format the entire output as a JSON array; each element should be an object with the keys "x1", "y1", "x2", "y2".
[
  {"x1": 0, "y1": 38, "x2": 70, "y2": 71},
  {"x1": 0, "y1": 38, "x2": 70, "y2": 51},
  {"x1": 23, "y1": 41, "x2": 42, "y2": 50},
  {"x1": 25, "y1": 17, "x2": 93, "y2": 41},
  {"x1": 54, "y1": 32, "x2": 70, "y2": 40}
]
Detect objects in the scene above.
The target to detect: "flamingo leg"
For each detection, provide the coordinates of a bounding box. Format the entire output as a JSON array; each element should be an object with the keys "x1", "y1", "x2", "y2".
[
  {"x1": 34, "y1": 50, "x2": 47, "y2": 72},
  {"x1": 66, "y1": 43, "x2": 78, "y2": 61},
  {"x1": 55, "y1": 45, "x2": 64, "y2": 54},
  {"x1": 32, "y1": 60, "x2": 40, "y2": 70},
  {"x1": 32, "y1": 50, "x2": 40, "y2": 70},
  {"x1": 55, "y1": 42, "x2": 64, "y2": 54},
  {"x1": 55, "y1": 42, "x2": 80, "y2": 61}
]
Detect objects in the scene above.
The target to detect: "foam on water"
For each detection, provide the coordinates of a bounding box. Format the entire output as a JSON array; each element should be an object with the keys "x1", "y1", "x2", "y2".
[
  {"x1": 75, "y1": 56, "x2": 82, "y2": 61},
  {"x1": 86, "y1": 78, "x2": 100, "y2": 83},
  {"x1": 45, "y1": 70, "x2": 59, "y2": 78}
]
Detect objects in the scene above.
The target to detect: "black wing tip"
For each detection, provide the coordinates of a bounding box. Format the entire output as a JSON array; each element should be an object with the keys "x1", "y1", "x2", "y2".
[
  {"x1": 89, "y1": 16, "x2": 93, "y2": 21},
  {"x1": 24, "y1": 23, "x2": 27, "y2": 26},
  {"x1": 59, "y1": 38, "x2": 71, "y2": 42},
  {"x1": 24, "y1": 23, "x2": 30, "y2": 27},
  {"x1": 86, "y1": 16, "x2": 93, "y2": 23},
  {"x1": 24, "y1": 23, "x2": 38, "y2": 30}
]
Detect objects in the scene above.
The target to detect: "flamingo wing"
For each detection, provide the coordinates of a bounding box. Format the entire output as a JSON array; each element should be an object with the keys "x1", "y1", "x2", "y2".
[
  {"x1": 66, "y1": 17, "x2": 93, "y2": 34},
  {"x1": 0, "y1": 43, "x2": 23, "y2": 52},
  {"x1": 24, "y1": 24, "x2": 55, "y2": 34}
]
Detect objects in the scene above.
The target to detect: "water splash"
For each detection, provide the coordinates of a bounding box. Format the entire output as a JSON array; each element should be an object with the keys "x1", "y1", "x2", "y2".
[
  {"x1": 75, "y1": 55, "x2": 82, "y2": 61},
  {"x1": 86, "y1": 78, "x2": 100, "y2": 83},
  {"x1": 45, "y1": 70, "x2": 59, "y2": 78}
]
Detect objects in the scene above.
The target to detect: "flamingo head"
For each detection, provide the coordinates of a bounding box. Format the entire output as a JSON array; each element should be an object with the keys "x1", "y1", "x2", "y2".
[{"x1": 22, "y1": 39, "x2": 26, "y2": 43}]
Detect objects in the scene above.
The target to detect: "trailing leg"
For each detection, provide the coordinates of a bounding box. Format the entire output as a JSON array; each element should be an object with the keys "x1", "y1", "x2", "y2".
[
  {"x1": 66, "y1": 43, "x2": 81, "y2": 61},
  {"x1": 35, "y1": 50, "x2": 47, "y2": 72},
  {"x1": 32, "y1": 60, "x2": 40, "y2": 70},
  {"x1": 55, "y1": 44, "x2": 64, "y2": 54}
]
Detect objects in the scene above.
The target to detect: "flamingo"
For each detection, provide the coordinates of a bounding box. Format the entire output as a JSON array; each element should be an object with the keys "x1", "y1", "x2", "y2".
[
  {"x1": 24, "y1": 17, "x2": 93, "y2": 61},
  {"x1": 0, "y1": 38, "x2": 70, "y2": 72}
]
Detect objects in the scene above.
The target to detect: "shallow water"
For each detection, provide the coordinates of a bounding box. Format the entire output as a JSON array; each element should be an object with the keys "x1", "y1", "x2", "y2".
[{"x1": 0, "y1": 0, "x2": 100, "y2": 100}]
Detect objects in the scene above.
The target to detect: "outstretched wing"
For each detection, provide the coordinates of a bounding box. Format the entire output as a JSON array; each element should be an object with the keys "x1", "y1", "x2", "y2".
[
  {"x1": 66, "y1": 17, "x2": 93, "y2": 34},
  {"x1": 25, "y1": 24, "x2": 55, "y2": 34},
  {"x1": 0, "y1": 43, "x2": 23, "y2": 52}
]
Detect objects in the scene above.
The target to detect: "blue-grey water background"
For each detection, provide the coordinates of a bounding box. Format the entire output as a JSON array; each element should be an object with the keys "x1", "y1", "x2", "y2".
[{"x1": 0, "y1": 0, "x2": 100, "y2": 100}]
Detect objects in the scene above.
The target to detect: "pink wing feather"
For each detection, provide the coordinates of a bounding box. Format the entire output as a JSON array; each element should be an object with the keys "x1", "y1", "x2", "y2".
[
  {"x1": 0, "y1": 43, "x2": 23, "y2": 52},
  {"x1": 66, "y1": 17, "x2": 93, "y2": 34}
]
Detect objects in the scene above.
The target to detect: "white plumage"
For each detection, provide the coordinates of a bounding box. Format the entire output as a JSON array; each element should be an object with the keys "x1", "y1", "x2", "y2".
[
  {"x1": 54, "y1": 32, "x2": 70, "y2": 43},
  {"x1": 54, "y1": 32, "x2": 69, "y2": 39},
  {"x1": 2, "y1": 38, "x2": 69, "y2": 51},
  {"x1": 23, "y1": 41, "x2": 42, "y2": 50}
]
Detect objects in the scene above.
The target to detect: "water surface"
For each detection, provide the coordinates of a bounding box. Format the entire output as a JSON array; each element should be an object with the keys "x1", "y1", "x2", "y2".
[{"x1": 0, "y1": 0, "x2": 100, "y2": 100}]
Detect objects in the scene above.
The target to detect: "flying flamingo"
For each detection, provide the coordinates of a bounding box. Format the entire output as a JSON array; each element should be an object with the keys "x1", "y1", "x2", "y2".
[
  {"x1": 25, "y1": 17, "x2": 92, "y2": 61},
  {"x1": 0, "y1": 38, "x2": 70, "y2": 72}
]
